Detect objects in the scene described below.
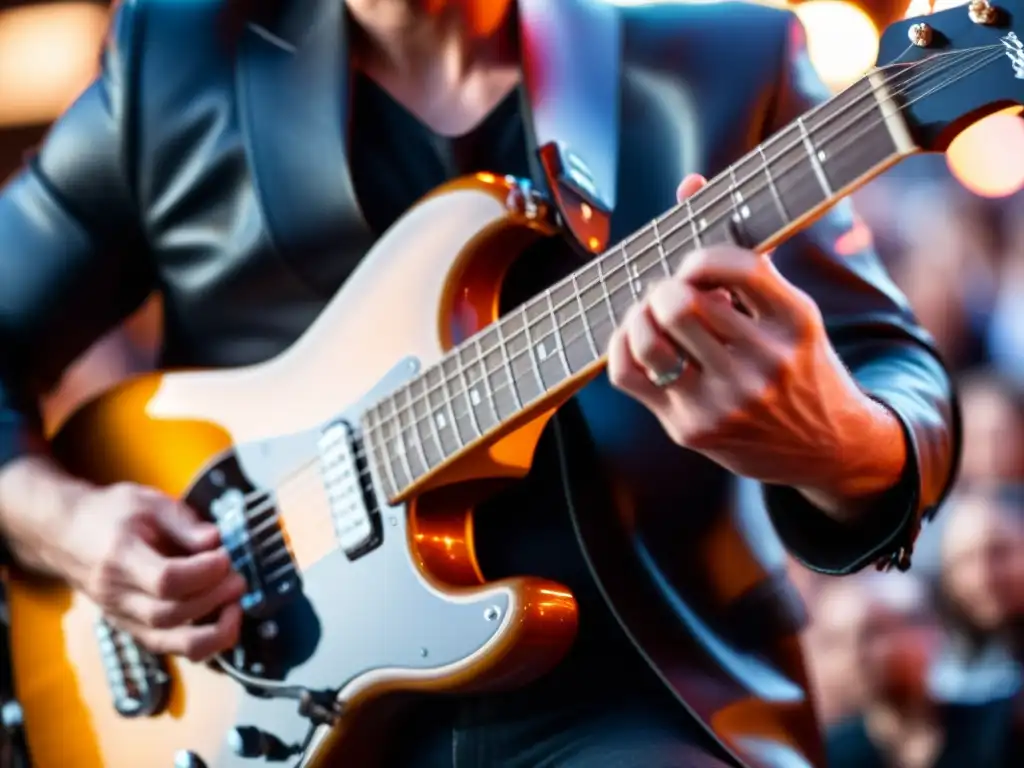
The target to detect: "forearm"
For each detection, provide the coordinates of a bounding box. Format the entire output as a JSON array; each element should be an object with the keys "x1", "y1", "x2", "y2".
[{"x1": 0, "y1": 454, "x2": 93, "y2": 577}]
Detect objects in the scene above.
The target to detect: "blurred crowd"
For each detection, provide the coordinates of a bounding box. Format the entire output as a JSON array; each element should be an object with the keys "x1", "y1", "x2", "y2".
[
  {"x1": 18, "y1": 150, "x2": 1024, "y2": 768},
  {"x1": 798, "y1": 154, "x2": 1024, "y2": 767}
]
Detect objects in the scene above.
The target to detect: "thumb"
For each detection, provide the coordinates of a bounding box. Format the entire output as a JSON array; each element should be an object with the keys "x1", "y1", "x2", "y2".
[
  {"x1": 676, "y1": 173, "x2": 707, "y2": 202},
  {"x1": 156, "y1": 499, "x2": 223, "y2": 553}
]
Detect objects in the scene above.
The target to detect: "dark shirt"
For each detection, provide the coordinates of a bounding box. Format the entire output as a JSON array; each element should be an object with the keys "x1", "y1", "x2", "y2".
[{"x1": 827, "y1": 698, "x2": 1024, "y2": 768}]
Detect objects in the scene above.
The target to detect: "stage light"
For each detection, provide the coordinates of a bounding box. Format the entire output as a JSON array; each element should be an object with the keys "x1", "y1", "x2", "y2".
[
  {"x1": 794, "y1": 1, "x2": 879, "y2": 89},
  {"x1": 0, "y1": 3, "x2": 108, "y2": 128},
  {"x1": 946, "y1": 109, "x2": 1024, "y2": 198}
]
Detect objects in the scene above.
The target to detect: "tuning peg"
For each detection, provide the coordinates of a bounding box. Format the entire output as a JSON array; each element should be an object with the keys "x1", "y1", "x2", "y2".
[
  {"x1": 967, "y1": 0, "x2": 998, "y2": 24},
  {"x1": 908, "y1": 22, "x2": 933, "y2": 46}
]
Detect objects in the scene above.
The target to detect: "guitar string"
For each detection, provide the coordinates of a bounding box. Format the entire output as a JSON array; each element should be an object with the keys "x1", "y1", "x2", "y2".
[
  {"x1": 359, "y1": 46, "x2": 1005, "y2": 464},
  {"x1": 229, "y1": 43, "x2": 1002, "y2": 518},
  {"x1": 363, "y1": 46, "x2": 1000, "y2": 437},
  {"x1": 235, "y1": 43, "x2": 1001, "y2": 517}
]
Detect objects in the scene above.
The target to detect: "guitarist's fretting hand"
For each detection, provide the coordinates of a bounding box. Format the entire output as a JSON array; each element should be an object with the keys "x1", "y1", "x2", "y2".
[
  {"x1": 607, "y1": 174, "x2": 908, "y2": 523},
  {"x1": 0, "y1": 457, "x2": 245, "y2": 661}
]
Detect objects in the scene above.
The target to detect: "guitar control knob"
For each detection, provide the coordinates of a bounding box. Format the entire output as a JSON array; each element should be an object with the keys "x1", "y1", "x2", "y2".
[
  {"x1": 227, "y1": 725, "x2": 291, "y2": 759},
  {"x1": 173, "y1": 751, "x2": 207, "y2": 768},
  {"x1": 227, "y1": 726, "x2": 266, "y2": 757}
]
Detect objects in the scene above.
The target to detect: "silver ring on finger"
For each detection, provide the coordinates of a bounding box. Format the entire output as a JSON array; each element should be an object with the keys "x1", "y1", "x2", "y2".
[{"x1": 646, "y1": 355, "x2": 688, "y2": 388}]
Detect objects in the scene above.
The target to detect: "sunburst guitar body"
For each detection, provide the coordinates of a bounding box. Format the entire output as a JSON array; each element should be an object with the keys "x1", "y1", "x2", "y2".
[
  {"x1": 7, "y1": 174, "x2": 582, "y2": 768},
  {"x1": 11, "y1": 5, "x2": 1024, "y2": 760}
]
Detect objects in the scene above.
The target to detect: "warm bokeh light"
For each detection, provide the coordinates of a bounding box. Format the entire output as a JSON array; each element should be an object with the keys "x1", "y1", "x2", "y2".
[
  {"x1": 0, "y1": 3, "x2": 108, "y2": 128},
  {"x1": 946, "y1": 109, "x2": 1024, "y2": 198},
  {"x1": 794, "y1": 1, "x2": 879, "y2": 90}
]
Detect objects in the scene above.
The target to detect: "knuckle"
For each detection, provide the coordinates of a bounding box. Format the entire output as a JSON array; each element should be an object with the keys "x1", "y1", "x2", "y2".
[
  {"x1": 152, "y1": 566, "x2": 178, "y2": 600},
  {"x1": 108, "y1": 482, "x2": 142, "y2": 505},
  {"x1": 181, "y1": 634, "x2": 219, "y2": 663},
  {"x1": 134, "y1": 629, "x2": 169, "y2": 657},
  {"x1": 146, "y1": 603, "x2": 181, "y2": 630},
  {"x1": 89, "y1": 563, "x2": 119, "y2": 607}
]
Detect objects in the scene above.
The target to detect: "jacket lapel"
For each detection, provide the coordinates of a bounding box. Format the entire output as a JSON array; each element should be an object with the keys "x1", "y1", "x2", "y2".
[{"x1": 236, "y1": 0, "x2": 370, "y2": 293}]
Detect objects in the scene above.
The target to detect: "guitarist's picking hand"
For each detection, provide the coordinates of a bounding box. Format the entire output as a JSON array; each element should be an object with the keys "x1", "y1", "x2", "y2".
[{"x1": 62, "y1": 482, "x2": 247, "y2": 661}]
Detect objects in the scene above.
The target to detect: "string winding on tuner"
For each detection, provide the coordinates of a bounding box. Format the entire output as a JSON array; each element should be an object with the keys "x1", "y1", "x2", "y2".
[
  {"x1": 968, "y1": 0, "x2": 999, "y2": 25},
  {"x1": 908, "y1": 22, "x2": 933, "y2": 46}
]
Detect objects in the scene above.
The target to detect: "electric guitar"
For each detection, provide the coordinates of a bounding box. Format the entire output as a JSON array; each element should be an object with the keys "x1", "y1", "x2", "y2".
[{"x1": 5, "y1": 4, "x2": 1020, "y2": 766}]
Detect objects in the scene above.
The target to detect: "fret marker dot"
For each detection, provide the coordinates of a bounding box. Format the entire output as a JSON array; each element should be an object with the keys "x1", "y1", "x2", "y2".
[
  {"x1": 537, "y1": 342, "x2": 548, "y2": 360},
  {"x1": 469, "y1": 389, "x2": 481, "y2": 406},
  {"x1": 740, "y1": 205, "x2": 750, "y2": 218},
  {"x1": 817, "y1": 150, "x2": 827, "y2": 162},
  {"x1": 733, "y1": 191, "x2": 743, "y2": 202},
  {"x1": 435, "y1": 413, "x2": 447, "y2": 429},
  {"x1": 699, "y1": 218, "x2": 708, "y2": 230}
]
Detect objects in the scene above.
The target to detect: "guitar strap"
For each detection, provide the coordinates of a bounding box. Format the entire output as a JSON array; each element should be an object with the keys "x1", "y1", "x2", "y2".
[{"x1": 516, "y1": 0, "x2": 623, "y2": 253}]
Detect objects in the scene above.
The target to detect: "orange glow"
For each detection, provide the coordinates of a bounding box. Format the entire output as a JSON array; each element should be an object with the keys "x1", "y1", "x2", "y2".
[
  {"x1": 947, "y1": 109, "x2": 1024, "y2": 198},
  {"x1": 0, "y1": 3, "x2": 108, "y2": 128},
  {"x1": 794, "y1": 1, "x2": 879, "y2": 90},
  {"x1": 834, "y1": 212, "x2": 874, "y2": 256}
]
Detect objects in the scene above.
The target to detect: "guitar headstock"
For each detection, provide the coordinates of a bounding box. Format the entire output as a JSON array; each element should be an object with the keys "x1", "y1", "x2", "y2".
[{"x1": 879, "y1": 0, "x2": 1024, "y2": 150}]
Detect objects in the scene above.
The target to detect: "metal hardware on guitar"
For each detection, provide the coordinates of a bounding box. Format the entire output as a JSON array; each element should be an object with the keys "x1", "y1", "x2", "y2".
[{"x1": 173, "y1": 751, "x2": 207, "y2": 768}]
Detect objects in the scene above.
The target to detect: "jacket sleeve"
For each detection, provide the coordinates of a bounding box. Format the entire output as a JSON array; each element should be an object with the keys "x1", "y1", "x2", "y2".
[
  {"x1": 0, "y1": 0, "x2": 152, "y2": 469},
  {"x1": 759, "y1": 13, "x2": 961, "y2": 575}
]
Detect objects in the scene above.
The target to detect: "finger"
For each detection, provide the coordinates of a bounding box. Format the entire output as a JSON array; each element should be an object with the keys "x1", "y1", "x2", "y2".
[
  {"x1": 119, "y1": 571, "x2": 247, "y2": 630},
  {"x1": 676, "y1": 174, "x2": 707, "y2": 202},
  {"x1": 123, "y1": 541, "x2": 233, "y2": 600},
  {"x1": 155, "y1": 498, "x2": 223, "y2": 553},
  {"x1": 622, "y1": 298, "x2": 687, "y2": 382},
  {"x1": 135, "y1": 602, "x2": 244, "y2": 662},
  {"x1": 647, "y1": 280, "x2": 732, "y2": 375},
  {"x1": 607, "y1": 321, "x2": 667, "y2": 404},
  {"x1": 694, "y1": 288, "x2": 761, "y2": 345},
  {"x1": 676, "y1": 247, "x2": 783, "y2": 318}
]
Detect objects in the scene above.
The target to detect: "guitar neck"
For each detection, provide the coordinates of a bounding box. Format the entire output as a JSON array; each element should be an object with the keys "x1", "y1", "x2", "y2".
[{"x1": 364, "y1": 72, "x2": 916, "y2": 502}]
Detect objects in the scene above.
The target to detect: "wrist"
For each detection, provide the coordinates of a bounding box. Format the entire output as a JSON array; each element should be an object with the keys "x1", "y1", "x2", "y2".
[
  {"x1": 0, "y1": 455, "x2": 94, "y2": 578},
  {"x1": 796, "y1": 395, "x2": 907, "y2": 521}
]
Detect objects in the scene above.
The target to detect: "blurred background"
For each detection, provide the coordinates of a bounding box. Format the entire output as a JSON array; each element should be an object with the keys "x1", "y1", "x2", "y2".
[{"x1": 2, "y1": 0, "x2": 1024, "y2": 765}]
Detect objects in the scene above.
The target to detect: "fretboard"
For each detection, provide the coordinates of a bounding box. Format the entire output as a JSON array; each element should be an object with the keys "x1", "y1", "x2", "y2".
[{"x1": 363, "y1": 73, "x2": 913, "y2": 501}]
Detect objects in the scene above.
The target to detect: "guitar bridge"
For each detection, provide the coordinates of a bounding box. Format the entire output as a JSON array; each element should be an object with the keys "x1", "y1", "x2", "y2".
[{"x1": 95, "y1": 617, "x2": 170, "y2": 718}]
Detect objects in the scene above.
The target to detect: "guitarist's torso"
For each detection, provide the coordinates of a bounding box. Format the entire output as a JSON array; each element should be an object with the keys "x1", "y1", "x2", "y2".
[{"x1": 33, "y1": 0, "x2": 821, "y2": 765}]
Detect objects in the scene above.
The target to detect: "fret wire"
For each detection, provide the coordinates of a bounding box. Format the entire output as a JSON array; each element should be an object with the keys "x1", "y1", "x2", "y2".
[
  {"x1": 474, "y1": 338, "x2": 501, "y2": 424},
  {"x1": 495, "y1": 322, "x2": 523, "y2": 410},
  {"x1": 455, "y1": 352, "x2": 483, "y2": 438},
  {"x1": 683, "y1": 197, "x2": 702, "y2": 249},
  {"x1": 437, "y1": 360, "x2": 465, "y2": 449},
  {"x1": 389, "y1": 403, "x2": 415, "y2": 490},
  {"x1": 370, "y1": 418, "x2": 399, "y2": 498},
  {"x1": 372, "y1": 78, "x2": 901, "y2": 443},
  {"x1": 651, "y1": 218, "x2": 671, "y2": 276},
  {"x1": 757, "y1": 143, "x2": 790, "y2": 224},
  {"x1": 570, "y1": 271, "x2": 599, "y2": 359},
  {"x1": 595, "y1": 256, "x2": 619, "y2": 324},
  {"x1": 422, "y1": 388, "x2": 446, "y2": 463},
  {"x1": 727, "y1": 164, "x2": 742, "y2": 216},
  {"x1": 401, "y1": 391, "x2": 431, "y2": 475},
  {"x1": 519, "y1": 304, "x2": 547, "y2": 394},
  {"x1": 797, "y1": 117, "x2": 834, "y2": 196},
  {"x1": 619, "y1": 243, "x2": 639, "y2": 301},
  {"x1": 544, "y1": 289, "x2": 573, "y2": 375}
]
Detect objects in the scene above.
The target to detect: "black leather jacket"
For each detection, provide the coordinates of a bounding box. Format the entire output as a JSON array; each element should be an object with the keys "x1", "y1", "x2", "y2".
[{"x1": 0, "y1": 0, "x2": 959, "y2": 765}]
